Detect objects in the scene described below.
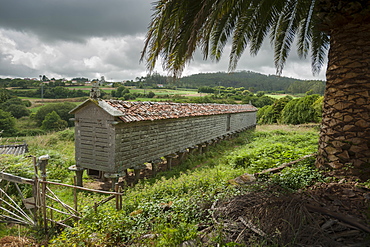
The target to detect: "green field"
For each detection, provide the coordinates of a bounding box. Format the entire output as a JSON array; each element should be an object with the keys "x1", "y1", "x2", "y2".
[
  {"x1": 123, "y1": 88, "x2": 201, "y2": 96},
  {"x1": 266, "y1": 94, "x2": 298, "y2": 99},
  {"x1": 64, "y1": 86, "x2": 200, "y2": 96}
]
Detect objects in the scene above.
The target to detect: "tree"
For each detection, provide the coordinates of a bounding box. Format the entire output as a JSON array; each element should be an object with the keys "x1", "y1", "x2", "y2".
[
  {"x1": 35, "y1": 102, "x2": 76, "y2": 127},
  {"x1": 2, "y1": 104, "x2": 30, "y2": 119},
  {"x1": 141, "y1": 0, "x2": 370, "y2": 179},
  {"x1": 0, "y1": 89, "x2": 10, "y2": 103},
  {"x1": 198, "y1": 86, "x2": 215, "y2": 94},
  {"x1": 0, "y1": 98, "x2": 31, "y2": 119},
  {"x1": 147, "y1": 91, "x2": 156, "y2": 98},
  {"x1": 280, "y1": 94, "x2": 321, "y2": 124},
  {"x1": 257, "y1": 96, "x2": 292, "y2": 124},
  {"x1": 41, "y1": 111, "x2": 68, "y2": 131},
  {"x1": 0, "y1": 109, "x2": 16, "y2": 136}
]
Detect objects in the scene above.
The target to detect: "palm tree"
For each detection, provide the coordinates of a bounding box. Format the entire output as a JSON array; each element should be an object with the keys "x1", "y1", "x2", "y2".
[{"x1": 141, "y1": 0, "x2": 370, "y2": 179}]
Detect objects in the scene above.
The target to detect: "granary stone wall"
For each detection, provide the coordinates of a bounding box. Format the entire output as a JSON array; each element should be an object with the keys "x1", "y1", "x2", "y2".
[
  {"x1": 71, "y1": 100, "x2": 257, "y2": 175},
  {"x1": 113, "y1": 111, "x2": 256, "y2": 173},
  {"x1": 74, "y1": 103, "x2": 116, "y2": 173}
]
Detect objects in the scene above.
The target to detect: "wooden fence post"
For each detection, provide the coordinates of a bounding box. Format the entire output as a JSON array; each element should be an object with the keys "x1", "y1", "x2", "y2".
[
  {"x1": 31, "y1": 156, "x2": 40, "y2": 227},
  {"x1": 73, "y1": 176, "x2": 78, "y2": 213},
  {"x1": 38, "y1": 155, "x2": 49, "y2": 233},
  {"x1": 115, "y1": 183, "x2": 122, "y2": 210}
]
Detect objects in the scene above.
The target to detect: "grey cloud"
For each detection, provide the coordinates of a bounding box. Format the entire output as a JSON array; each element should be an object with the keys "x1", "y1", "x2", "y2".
[
  {"x1": 0, "y1": 0, "x2": 326, "y2": 81},
  {"x1": 0, "y1": 54, "x2": 38, "y2": 78},
  {"x1": 0, "y1": 0, "x2": 151, "y2": 43}
]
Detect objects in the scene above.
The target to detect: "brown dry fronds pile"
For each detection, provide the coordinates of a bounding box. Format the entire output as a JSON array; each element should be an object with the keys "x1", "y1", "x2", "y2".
[
  {"x1": 0, "y1": 236, "x2": 37, "y2": 247},
  {"x1": 204, "y1": 182, "x2": 370, "y2": 246}
]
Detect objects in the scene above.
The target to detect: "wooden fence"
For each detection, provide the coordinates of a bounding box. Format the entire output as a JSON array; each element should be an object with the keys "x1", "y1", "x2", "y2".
[{"x1": 0, "y1": 155, "x2": 123, "y2": 232}]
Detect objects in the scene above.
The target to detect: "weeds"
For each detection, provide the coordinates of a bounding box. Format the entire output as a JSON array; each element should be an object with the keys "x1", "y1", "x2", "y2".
[{"x1": 2, "y1": 125, "x2": 322, "y2": 246}]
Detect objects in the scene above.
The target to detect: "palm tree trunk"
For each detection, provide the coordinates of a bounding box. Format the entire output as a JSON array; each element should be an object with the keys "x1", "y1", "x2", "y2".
[{"x1": 316, "y1": 22, "x2": 370, "y2": 179}]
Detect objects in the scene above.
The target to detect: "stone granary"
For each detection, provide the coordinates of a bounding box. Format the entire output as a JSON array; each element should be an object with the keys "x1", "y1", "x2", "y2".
[{"x1": 69, "y1": 99, "x2": 257, "y2": 186}]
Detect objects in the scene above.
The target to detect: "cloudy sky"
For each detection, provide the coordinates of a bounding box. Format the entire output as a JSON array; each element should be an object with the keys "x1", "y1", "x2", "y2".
[{"x1": 0, "y1": 0, "x2": 326, "y2": 81}]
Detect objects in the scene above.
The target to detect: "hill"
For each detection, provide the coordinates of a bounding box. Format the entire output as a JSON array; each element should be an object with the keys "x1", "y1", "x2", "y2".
[{"x1": 179, "y1": 70, "x2": 325, "y2": 94}]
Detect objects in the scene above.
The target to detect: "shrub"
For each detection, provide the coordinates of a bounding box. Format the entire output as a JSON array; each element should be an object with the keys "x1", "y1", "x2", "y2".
[
  {"x1": 257, "y1": 96, "x2": 291, "y2": 124},
  {"x1": 3, "y1": 104, "x2": 30, "y2": 119},
  {"x1": 16, "y1": 129, "x2": 45, "y2": 136},
  {"x1": 0, "y1": 109, "x2": 16, "y2": 136},
  {"x1": 0, "y1": 97, "x2": 31, "y2": 119},
  {"x1": 41, "y1": 111, "x2": 68, "y2": 131},
  {"x1": 280, "y1": 94, "x2": 321, "y2": 124},
  {"x1": 56, "y1": 128, "x2": 75, "y2": 141},
  {"x1": 35, "y1": 102, "x2": 76, "y2": 127},
  {"x1": 147, "y1": 91, "x2": 156, "y2": 98}
]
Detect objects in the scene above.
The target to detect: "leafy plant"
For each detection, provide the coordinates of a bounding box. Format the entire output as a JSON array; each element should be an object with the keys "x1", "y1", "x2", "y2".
[
  {"x1": 2, "y1": 125, "x2": 321, "y2": 246},
  {"x1": 270, "y1": 159, "x2": 322, "y2": 190}
]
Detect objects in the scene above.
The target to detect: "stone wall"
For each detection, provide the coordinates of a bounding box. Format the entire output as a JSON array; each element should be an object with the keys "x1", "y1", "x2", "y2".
[
  {"x1": 113, "y1": 111, "x2": 256, "y2": 173},
  {"x1": 74, "y1": 103, "x2": 116, "y2": 173},
  {"x1": 74, "y1": 101, "x2": 256, "y2": 174}
]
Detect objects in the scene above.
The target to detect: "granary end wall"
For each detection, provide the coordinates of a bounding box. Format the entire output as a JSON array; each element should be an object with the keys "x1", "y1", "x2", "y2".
[
  {"x1": 113, "y1": 111, "x2": 256, "y2": 173},
  {"x1": 74, "y1": 103, "x2": 116, "y2": 173}
]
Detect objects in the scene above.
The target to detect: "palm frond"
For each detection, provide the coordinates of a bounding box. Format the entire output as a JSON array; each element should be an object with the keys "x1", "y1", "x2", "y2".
[
  {"x1": 311, "y1": 25, "x2": 329, "y2": 75},
  {"x1": 141, "y1": 0, "x2": 327, "y2": 78},
  {"x1": 297, "y1": 0, "x2": 316, "y2": 59}
]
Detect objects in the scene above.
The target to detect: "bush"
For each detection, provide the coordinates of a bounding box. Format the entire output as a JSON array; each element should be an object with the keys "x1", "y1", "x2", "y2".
[
  {"x1": 41, "y1": 111, "x2": 68, "y2": 131},
  {"x1": 3, "y1": 104, "x2": 30, "y2": 119},
  {"x1": 147, "y1": 91, "x2": 156, "y2": 98},
  {"x1": 35, "y1": 102, "x2": 76, "y2": 127},
  {"x1": 56, "y1": 128, "x2": 75, "y2": 141},
  {"x1": 0, "y1": 109, "x2": 16, "y2": 136},
  {"x1": 0, "y1": 97, "x2": 31, "y2": 119},
  {"x1": 280, "y1": 94, "x2": 321, "y2": 124},
  {"x1": 257, "y1": 96, "x2": 291, "y2": 124},
  {"x1": 16, "y1": 129, "x2": 45, "y2": 136}
]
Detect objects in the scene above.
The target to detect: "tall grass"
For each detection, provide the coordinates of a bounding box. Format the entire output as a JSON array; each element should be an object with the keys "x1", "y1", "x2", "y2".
[
  {"x1": 47, "y1": 125, "x2": 320, "y2": 246},
  {"x1": 1, "y1": 125, "x2": 321, "y2": 245}
]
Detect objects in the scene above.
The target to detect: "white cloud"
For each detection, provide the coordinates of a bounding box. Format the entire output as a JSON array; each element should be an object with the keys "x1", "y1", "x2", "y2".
[{"x1": 0, "y1": 0, "x2": 327, "y2": 81}]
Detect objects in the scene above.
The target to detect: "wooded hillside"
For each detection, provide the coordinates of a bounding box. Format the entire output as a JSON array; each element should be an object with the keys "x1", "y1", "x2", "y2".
[{"x1": 179, "y1": 71, "x2": 325, "y2": 94}]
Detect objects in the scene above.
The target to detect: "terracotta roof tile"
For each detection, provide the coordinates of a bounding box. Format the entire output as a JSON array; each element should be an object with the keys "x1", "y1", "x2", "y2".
[{"x1": 104, "y1": 100, "x2": 257, "y2": 123}]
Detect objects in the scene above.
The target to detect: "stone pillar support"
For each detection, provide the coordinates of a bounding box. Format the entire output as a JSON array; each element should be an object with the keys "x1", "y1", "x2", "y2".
[
  {"x1": 165, "y1": 153, "x2": 178, "y2": 170},
  {"x1": 68, "y1": 165, "x2": 85, "y2": 187},
  {"x1": 151, "y1": 158, "x2": 163, "y2": 177}
]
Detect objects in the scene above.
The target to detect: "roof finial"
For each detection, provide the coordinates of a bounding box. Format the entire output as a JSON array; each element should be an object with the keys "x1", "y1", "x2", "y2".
[{"x1": 90, "y1": 80, "x2": 101, "y2": 99}]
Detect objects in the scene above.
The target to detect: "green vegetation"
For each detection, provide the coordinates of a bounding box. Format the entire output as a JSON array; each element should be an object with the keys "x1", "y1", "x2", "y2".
[
  {"x1": 181, "y1": 71, "x2": 325, "y2": 94},
  {"x1": 0, "y1": 98, "x2": 31, "y2": 119},
  {"x1": 0, "y1": 75, "x2": 325, "y2": 139},
  {"x1": 258, "y1": 94, "x2": 323, "y2": 125},
  {"x1": 0, "y1": 126, "x2": 322, "y2": 245},
  {"x1": 0, "y1": 109, "x2": 17, "y2": 136},
  {"x1": 41, "y1": 111, "x2": 68, "y2": 131},
  {"x1": 34, "y1": 102, "x2": 76, "y2": 127},
  {"x1": 0, "y1": 84, "x2": 324, "y2": 138}
]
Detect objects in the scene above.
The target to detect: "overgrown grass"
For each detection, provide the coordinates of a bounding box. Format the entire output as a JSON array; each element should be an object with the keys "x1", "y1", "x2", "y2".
[
  {"x1": 47, "y1": 125, "x2": 321, "y2": 246},
  {"x1": 1, "y1": 125, "x2": 322, "y2": 245},
  {"x1": 0, "y1": 129, "x2": 76, "y2": 182}
]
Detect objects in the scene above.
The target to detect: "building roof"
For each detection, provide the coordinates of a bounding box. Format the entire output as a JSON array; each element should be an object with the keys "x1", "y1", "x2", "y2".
[
  {"x1": 71, "y1": 99, "x2": 258, "y2": 123},
  {"x1": 0, "y1": 144, "x2": 28, "y2": 155}
]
